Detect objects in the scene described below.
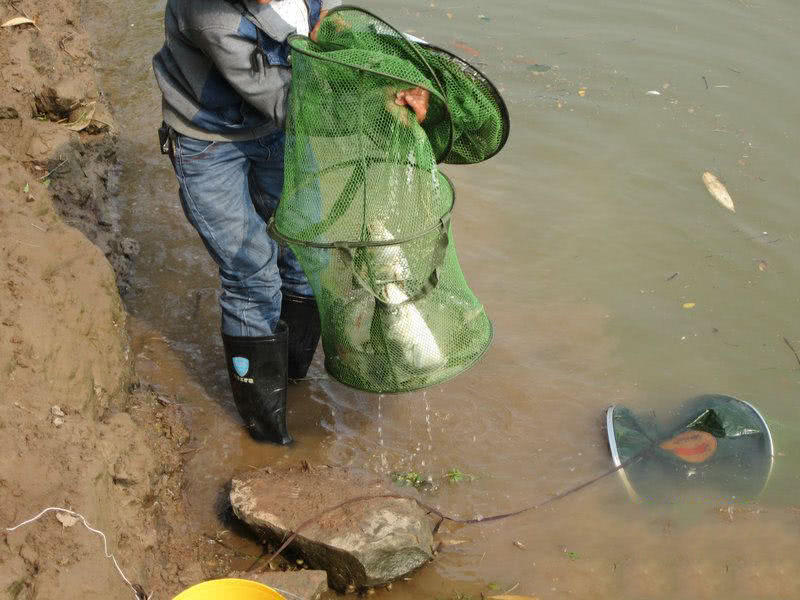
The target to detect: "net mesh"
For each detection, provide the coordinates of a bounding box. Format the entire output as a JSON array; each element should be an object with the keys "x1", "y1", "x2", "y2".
[
  {"x1": 609, "y1": 395, "x2": 773, "y2": 503},
  {"x1": 272, "y1": 7, "x2": 506, "y2": 393}
]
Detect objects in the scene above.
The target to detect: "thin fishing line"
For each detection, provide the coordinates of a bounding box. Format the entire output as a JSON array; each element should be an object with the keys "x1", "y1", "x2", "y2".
[{"x1": 252, "y1": 445, "x2": 655, "y2": 571}]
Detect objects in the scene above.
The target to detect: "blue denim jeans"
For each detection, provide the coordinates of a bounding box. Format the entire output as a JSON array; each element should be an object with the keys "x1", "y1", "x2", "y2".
[{"x1": 169, "y1": 129, "x2": 313, "y2": 337}]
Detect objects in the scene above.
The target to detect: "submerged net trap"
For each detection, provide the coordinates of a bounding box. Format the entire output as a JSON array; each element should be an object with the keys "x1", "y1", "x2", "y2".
[
  {"x1": 270, "y1": 7, "x2": 509, "y2": 393},
  {"x1": 607, "y1": 394, "x2": 774, "y2": 504}
]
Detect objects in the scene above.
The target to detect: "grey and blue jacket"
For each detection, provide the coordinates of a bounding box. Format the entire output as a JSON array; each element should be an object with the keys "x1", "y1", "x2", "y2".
[{"x1": 153, "y1": 0, "x2": 339, "y2": 141}]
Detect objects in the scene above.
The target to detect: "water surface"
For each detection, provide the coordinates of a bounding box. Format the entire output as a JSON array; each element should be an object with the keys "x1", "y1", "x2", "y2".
[{"x1": 87, "y1": 1, "x2": 800, "y2": 597}]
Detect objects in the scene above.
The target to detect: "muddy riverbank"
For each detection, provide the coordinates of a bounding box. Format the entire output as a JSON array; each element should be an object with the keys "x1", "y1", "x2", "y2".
[
  {"x1": 0, "y1": 2, "x2": 440, "y2": 596},
  {"x1": 0, "y1": 1, "x2": 218, "y2": 597}
]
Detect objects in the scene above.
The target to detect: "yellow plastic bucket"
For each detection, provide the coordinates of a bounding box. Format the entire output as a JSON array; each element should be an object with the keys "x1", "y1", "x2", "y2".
[{"x1": 173, "y1": 578, "x2": 286, "y2": 600}]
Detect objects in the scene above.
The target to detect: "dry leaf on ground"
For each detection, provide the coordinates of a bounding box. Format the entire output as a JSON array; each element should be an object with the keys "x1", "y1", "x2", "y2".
[
  {"x1": 2, "y1": 17, "x2": 35, "y2": 27},
  {"x1": 66, "y1": 101, "x2": 96, "y2": 131},
  {"x1": 55, "y1": 512, "x2": 79, "y2": 527}
]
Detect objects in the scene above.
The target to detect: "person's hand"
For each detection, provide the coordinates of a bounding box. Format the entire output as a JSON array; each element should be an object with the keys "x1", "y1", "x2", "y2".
[
  {"x1": 394, "y1": 87, "x2": 430, "y2": 123},
  {"x1": 310, "y1": 10, "x2": 328, "y2": 42}
]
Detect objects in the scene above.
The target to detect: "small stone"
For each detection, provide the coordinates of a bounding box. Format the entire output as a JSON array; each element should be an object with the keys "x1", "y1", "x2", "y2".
[
  {"x1": 53, "y1": 417, "x2": 65, "y2": 427},
  {"x1": 246, "y1": 571, "x2": 328, "y2": 600},
  {"x1": 0, "y1": 106, "x2": 20, "y2": 119},
  {"x1": 51, "y1": 405, "x2": 66, "y2": 417},
  {"x1": 177, "y1": 563, "x2": 204, "y2": 587},
  {"x1": 117, "y1": 237, "x2": 140, "y2": 258}
]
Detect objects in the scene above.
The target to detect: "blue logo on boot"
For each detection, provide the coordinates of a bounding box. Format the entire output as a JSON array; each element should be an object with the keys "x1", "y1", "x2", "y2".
[{"x1": 232, "y1": 356, "x2": 249, "y2": 377}]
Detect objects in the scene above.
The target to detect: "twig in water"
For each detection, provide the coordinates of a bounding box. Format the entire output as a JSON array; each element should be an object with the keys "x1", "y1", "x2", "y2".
[
  {"x1": 288, "y1": 375, "x2": 329, "y2": 383},
  {"x1": 39, "y1": 158, "x2": 68, "y2": 181},
  {"x1": 783, "y1": 337, "x2": 800, "y2": 369},
  {"x1": 702, "y1": 76, "x2": 709, "y2": 90},
  {"x1": 155, "y1": 394, "x2": 173, "y2": 406},
  {"x1": 179, "y1": 441, "x2": 206, "y2": 456},
  {"x1": 202, "y1": 533, "x2": 262, "y2": 558},
  {"x1": 502, "y1": 582, "x2": 520, "y2": 595},
  {"x1": 59, "y1": 33, "x2": 77, "y2": 58},
  {"x1": 245, "y1": 547, "x2": 268, "y2": 572}
]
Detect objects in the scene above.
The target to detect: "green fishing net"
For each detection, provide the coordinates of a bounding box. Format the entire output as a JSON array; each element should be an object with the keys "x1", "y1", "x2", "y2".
[
  {"x1": 270, "y1": 7, "x2": 509, "y2": 393},
  {"x1": 606, "y1": 395, "x2": 774, "y2": 504}
]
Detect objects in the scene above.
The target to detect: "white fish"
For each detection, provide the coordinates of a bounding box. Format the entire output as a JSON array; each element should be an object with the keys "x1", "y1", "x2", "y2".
[
  {"x1": 702, "y1": 171, "x2": 735, "y2": 213},
  {"x1": 366, "y1": 219, "x2": 411, "y2": 285},
  {"x1": 378, "y1": 281, "x2": 444, "y2": 371},
  {"x1": 341, "y1": 289, "x2": 375, "y2": 351},
  {"x1": 365, "y1": 219, "x2": 444, "y2": 370}
]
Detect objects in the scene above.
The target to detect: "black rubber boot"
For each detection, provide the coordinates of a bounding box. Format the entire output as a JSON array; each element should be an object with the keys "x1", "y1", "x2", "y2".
[
  {"x1": 222, "y1": 321, "x2": 293, "y2": 445},
  {"x1": 280, "y1": 292, "x2": 322, "y2": 380}
]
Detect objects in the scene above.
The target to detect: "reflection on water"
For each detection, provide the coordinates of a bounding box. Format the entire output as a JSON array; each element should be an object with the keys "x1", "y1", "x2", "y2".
[{"x1": 87, "y1": 0, "x2": 799, "y2": 597}]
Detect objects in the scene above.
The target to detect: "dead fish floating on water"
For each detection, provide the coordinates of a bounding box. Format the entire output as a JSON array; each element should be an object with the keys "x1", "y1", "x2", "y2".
[{"x1": 702, "y1": 171, "x2": 735, "y2": 213}]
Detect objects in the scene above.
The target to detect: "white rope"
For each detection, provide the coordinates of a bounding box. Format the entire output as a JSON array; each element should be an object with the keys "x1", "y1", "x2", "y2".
[
  {"x1": 5, "y1": 507, "x2": 151, "y2": 600},
  {"x1": 5, "y1": 508, "x2": 310, "y2": 600}
]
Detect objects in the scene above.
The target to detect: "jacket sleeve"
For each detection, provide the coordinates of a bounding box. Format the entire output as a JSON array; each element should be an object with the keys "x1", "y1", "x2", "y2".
[{"x1": 189, "y1": 25, "x2": 292, "y2": 128}]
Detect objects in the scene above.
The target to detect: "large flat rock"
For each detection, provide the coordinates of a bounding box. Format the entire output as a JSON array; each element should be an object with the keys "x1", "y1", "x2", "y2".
[
  {"x1": 230, "y1": 465, "x2": 435, "y2": 592},
  {"x1": 246, "y1": 570, "x2": 328, "y2": 600}
]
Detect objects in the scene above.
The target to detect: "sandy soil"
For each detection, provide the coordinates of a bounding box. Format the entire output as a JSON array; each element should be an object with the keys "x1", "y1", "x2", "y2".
[{"x1": 0, "y1": 1, "x2": 209, "y2": 597}]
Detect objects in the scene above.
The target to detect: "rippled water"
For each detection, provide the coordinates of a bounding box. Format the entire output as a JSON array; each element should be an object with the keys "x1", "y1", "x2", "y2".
[{"x1": 87, "y1": 0, "x2": 799, "y2": 597}]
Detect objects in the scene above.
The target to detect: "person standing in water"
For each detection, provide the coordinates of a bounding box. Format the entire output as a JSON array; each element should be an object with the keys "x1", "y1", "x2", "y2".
[{"x1": 153, "y1": 0, "x2": 429, "y2": 444}]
